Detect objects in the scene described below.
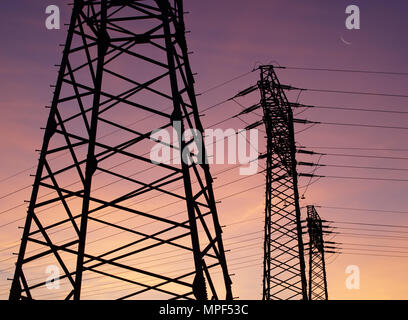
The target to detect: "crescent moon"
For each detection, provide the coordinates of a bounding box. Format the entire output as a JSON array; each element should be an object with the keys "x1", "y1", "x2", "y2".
[{"x1": 340, "y1": 35, "x2": 352, "y2": 45}]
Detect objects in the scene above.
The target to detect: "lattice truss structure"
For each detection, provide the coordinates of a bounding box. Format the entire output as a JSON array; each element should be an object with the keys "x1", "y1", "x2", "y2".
[
  {"x1": 258, "y1": 66, "x2": 308, "y2": 300},
  {"x1": 10, "y1": 0, "x2": 232, "y2": 300},
  {"x1": 306, "y1": 205, "x2": 328, "y2": 300}
]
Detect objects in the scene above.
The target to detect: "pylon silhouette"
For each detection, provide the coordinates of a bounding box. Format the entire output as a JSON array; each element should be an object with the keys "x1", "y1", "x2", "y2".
[
  {"x1": 258, "y1": 66, "x2": 308, "y2": 300},
  {"x1": 10, "y1": 0, "x2": 232, "y2": 300},
  {"x1": 306, "y1": 205, "x2": 328, "y2": 300}
]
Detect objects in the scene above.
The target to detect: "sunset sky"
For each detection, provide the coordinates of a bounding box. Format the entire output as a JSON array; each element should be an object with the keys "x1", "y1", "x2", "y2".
[{"x1": 1, "y1": 0, "x2": 408, "y2": 300}]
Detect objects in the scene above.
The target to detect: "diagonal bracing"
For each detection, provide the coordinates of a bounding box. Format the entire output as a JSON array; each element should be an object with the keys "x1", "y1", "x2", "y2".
[
  {"x1": 259, "y1": 65, "x2": 308, "y2": 300},
  {"x1": 306, "y1": 205, "x2": 328, "y2": 300},
  {"x1": 9, "y1": 0, "x2": 232, "y2": 300}
]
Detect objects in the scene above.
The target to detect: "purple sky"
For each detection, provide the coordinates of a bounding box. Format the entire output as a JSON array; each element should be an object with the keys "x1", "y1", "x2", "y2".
[{"x1": 1, "y1": 0, "x2": 408, "y2": 299}]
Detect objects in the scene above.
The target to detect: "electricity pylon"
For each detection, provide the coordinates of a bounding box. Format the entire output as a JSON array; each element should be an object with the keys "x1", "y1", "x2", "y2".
[
  {"x1": 259, "y1": 65, "x2": 308, "y2": 300},
  {"x1": 306, "y1": 205, "x2": 328, "y2": 300},
  {"x1": 10, "y1": 0, "x2": 232, "y2": 300}
]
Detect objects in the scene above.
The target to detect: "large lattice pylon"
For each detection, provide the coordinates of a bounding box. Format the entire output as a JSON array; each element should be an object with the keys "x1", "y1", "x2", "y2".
[
  {"x1": 306, "y1": 205, "x2": 328, "y2": 300},
  {"x1": 259, "y1": 65, "x2": 308, "y2": 300},
  {"x1": 10, "y1": 0, "x2": 232, "y2": 300}
]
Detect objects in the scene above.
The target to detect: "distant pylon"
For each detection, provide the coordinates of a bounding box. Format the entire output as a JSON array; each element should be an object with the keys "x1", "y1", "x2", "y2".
[
  {"x1": 10, "y1": 0, "x2": 232, "y2": 300},
  {"x1": 258, "y1": 65, "x2": 308, "y2": 300},
  {"x1": 306, "y1": 205, "x2": 328, "y2": 300}
]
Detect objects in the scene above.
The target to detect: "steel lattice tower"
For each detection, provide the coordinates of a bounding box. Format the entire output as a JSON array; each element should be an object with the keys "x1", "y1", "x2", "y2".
[
  {"x1": 10, "y1": 0, "x2": 232, "y2": 300},
  {"x1": 306, "y1": 205, "x2": 328, "y2": 300},
  {"x1": 259, "y1": 66, "x2": 308, "y2": 300}
]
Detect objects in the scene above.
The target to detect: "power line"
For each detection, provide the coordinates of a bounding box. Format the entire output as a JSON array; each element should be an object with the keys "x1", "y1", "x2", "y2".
[
  {"x1": 6, "y1": 235, "x2": 408, "y2": 293},
  {"x1": 0, "y1": 180, "x2": 266, "y2": 265},
  {"x1": 0, "y1": 98, "x2": 246, "y2": 213},
  {"x1": 318, "y1": 205, "x2": 408, "y2": 215},
  {"x1": 300, "y1": 154, "x2": 323, "y2": 199},
  {"x1": 306, "y1": 146, "x2": 408, "y2": 152},
  {"x1": 11, "y1": 243, "x2": 408, "y2": 300},
  {"x1": 304, "y1": 88, "x2": 408, "y2": 99},
  {"x1": 6, "y1": 66, "x2": 408, "y2": 297},
  {"x1": 296, "y1": 104, "x2": 408, "y2": 115},
  {"x1": 295, "y1": 119, "x2": 408, "y2": 131},
  {"x1": 9, "y1": 230, "x2": 408, "y2": 300},
  {"x1": 0, "y1": 89, "x2": 261, "y2": 215},
  {"x1": 339, "y1": 247, "x2": 408, "y2": 255},
  {"x1": 335, "y1": 221, "x2": 408, "y2": 229},
  {"x1": 0, "y1": 231, "x2": 266, "y2": 295},
  {"x1": 0, "y1": 148, "x2": 263, "y2": 254},
  {"x1": 319, "y1": 175, "x2": 408, "y2": 183},
  {"x1": 317, "y1": 120, "x2": 408, "y2": 131},
  {"x1": 337, "y1": 232, "x2": 408, "y2": 240},
  {"x1": 0, "y1": 68, "x2": 252, "y2": 185},
  {"x1": 340, "y1": 252, "x2": 408, "y2": 258},
  {"x1": 322, "y1": 163, "x2": 408, "y2": 172},
  {"x1": 275, "y1": 65, "x2": 408, "y2": 76},
  {"x1": 339, "y1": 242, "x2": 408, "y2": 250},
  {"x1": 8, "y1": 226, "x2": 350, "y2": 293},
  {"x1": 295, "y1": 123, "x2": 318, "y2": 135},
  {"x1": 34, "y1": 257, "x2": 265, "y2": 300},
  {"x1": 335, "y1": 226, "x2": 408, "y2": 235},
  {"x1": 0, "y1": 241, "x2": 263, "y2": 297},
  {"x1": 3, "y1": 228, "x2": 408, "y2": 293},
  {"x1": 0, "y1": 228, "x2": 265, "y2": 279},
  {"x1": 0, "y1": 134, "x2": 256, "y2": 230},
  {"x1": 300, "y1": 171, "x2": 408, "y2": 182},
  {"x1": 301, "y1": 150, "x2": 408, "y2": 161},
  {"x1": 198, "y1": 70, "x2": 255, "y2": 95},
  {"x1": 6, "y1": 233, "x2": 265, "y2": 284},
  {"x1": 26, "y1": 215, "x2": 401, "y2": 272},
  {"x1": 0, "y1": 165, "x2": 244, "y2": 253},
  {"x1": 0, "y1": 171, "x2": 315, "y2": 270},
  {"x1": 9, "y1": 243, "x2": 408, "y2": 299}
]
